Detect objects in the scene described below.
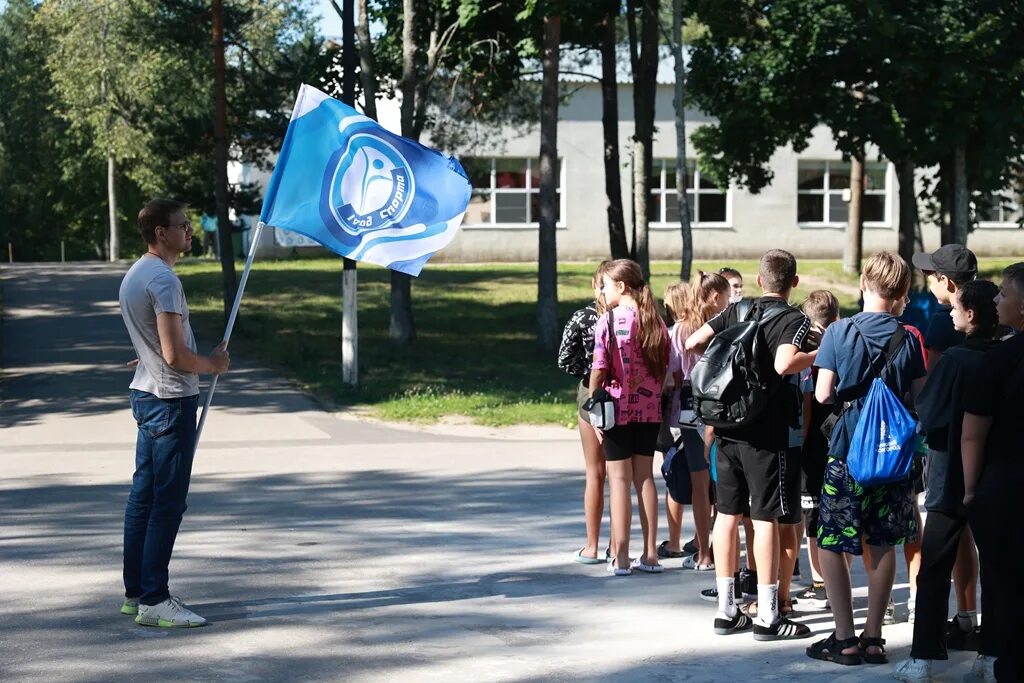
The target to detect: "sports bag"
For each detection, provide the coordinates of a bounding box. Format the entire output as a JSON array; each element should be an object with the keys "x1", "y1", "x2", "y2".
[
  {"x1": 846, "y1": 321, "x2": 917, "y2": 487},
  {"x1": 690, "y1": 300, "x2": 790, "y2": 429}
]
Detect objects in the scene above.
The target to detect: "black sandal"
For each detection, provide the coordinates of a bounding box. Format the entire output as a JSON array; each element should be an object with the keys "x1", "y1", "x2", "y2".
[
  {"x1": 858, "y1": 633, "x2": 887, "y2": 664},
  {"x1": 806, "y1": 632, "x2": 863, "y2": 666},
  {"x1": 657, "y1": 540, "x2": 684, "y2": 558}
]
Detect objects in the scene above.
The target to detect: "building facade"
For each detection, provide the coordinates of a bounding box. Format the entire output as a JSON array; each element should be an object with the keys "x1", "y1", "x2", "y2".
[{"x1": 241, "y1": 78, "x2": 1022, "y2": 261}]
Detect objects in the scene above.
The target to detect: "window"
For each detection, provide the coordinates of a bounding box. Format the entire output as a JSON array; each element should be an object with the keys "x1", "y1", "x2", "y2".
[
  {"x1": 797, "y1": 160, "x2": 889, "y2": 226},
  {"x1": 975, "y1": 191, "x2": 1022, "y2": 228},
  {"x1": 461, "y1": 158, "x2": 563, "y2": 226},
  {"x1": 650, "y1": 159, "x2": 730, "y2": 226}
]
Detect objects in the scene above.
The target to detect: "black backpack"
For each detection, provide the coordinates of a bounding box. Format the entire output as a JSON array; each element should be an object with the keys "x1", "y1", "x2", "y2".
[{"x1": 690, "y1": 300, "x2": 791, "y2": 429}]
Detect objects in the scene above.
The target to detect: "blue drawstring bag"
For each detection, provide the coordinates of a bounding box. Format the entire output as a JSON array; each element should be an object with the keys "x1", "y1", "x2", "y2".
[{"x1": 846, "y1": 322, "x2": 917, "y2": 487}]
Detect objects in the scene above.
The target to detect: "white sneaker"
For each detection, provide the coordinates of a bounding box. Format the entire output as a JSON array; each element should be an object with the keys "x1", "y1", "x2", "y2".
[
  {"x1": 893, "y1": 658, "x2": 932, "y2": 683},
  {"x1": 964, "y1": 654, "x2": 996, "y2": 683},
  {"x1": 134, "y1": 596, "x2": 208, "y2": 628}
]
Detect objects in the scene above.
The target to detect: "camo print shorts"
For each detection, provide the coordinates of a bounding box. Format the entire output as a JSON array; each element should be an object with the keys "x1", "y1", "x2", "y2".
[{"x1": 816, "y1": 455, "x2": 919, "y2": 556}]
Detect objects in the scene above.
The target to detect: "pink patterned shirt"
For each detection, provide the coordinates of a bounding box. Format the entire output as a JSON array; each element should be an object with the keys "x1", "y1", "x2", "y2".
[{"x1": 592, "y1": 305, "x2": 669, "y2": 424}]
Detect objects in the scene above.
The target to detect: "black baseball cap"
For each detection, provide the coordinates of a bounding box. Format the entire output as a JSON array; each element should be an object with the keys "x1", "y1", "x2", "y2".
[{"x1": 912, "y1": 244, "x2": 978, "y2": 281}]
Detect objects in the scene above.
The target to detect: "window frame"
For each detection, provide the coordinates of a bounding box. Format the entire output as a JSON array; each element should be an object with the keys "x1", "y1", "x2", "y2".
[
  {"x1": 649, "y1": 158, "x2": 733, "y2": 229},
  {"x1": 796, "y1": 159, "x2": 892, "y2": 229},
  {"x1": 460, "y1": 157, "x2": 567, "y2": 229},
  {"x1": 975, "y1": 191, "x2": 1023, "y2": 229}
]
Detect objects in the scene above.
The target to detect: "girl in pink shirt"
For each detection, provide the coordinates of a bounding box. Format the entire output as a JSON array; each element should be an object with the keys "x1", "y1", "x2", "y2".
[{"x1": 590, "y1": 259, "x2": 670, "y2": 575}]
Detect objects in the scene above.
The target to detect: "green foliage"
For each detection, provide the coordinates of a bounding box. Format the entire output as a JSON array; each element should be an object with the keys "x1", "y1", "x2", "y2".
[
  {"x1": 688, "y1": 0, "x2": 1024, "y2": 210},
  {"x1": 1, "y1": 0, "x2": 327, "y2": 261}
]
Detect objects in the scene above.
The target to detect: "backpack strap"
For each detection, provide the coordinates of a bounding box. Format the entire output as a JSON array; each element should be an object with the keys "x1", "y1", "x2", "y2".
[
  {"x1": 605, "y1": 309, "x2": 618, "y2": 383},
  {"x1": 848, "y1": 318, "x2": 908, "y2": 387}
]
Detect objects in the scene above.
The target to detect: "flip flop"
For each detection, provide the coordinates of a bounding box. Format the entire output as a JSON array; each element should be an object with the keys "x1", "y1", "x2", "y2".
[
  {"x1": 573, "y1": 548, "x2": 603, "y2": 565},
  {"x1": 681, "y1": 555, "x2": 715, "y2": 571}
]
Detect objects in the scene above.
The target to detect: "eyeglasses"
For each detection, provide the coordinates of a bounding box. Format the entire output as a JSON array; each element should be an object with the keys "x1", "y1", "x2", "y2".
[{"x1": 165, "y1": 221, "x2": 193, "y2": 232}]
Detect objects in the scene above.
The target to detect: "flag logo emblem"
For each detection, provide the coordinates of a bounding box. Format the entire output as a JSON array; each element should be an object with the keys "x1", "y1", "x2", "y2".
[{"x1": 325, "y1": 134, "x2": 416, "y2": 236}]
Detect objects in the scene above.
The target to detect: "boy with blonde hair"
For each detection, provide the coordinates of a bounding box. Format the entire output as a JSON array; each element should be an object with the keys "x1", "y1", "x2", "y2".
[{"x1": 806, "y1": 253, "x2": 926, "y2": 666}]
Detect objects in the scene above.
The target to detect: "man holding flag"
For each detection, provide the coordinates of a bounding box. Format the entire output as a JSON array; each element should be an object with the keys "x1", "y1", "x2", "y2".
[{"x1": 118, "y1": 198, "x2": 230, "y2": 628}]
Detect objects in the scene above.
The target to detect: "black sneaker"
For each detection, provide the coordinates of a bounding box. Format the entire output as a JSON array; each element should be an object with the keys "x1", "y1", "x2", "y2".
[
  {"x1": 700, "y1": 580, "x2": 741, "y2": 603},
  {"x1": 753, "y1": 616, "x2": 812, "y2": 641},
  {"x1": 796, "y1": 582, "x2": 830, "y2": 610},
  {"x1": 739, "y1": 568, "x2": 758, "y2": 598},
  {"x1": 714, "y1": 611, "x2": 753, "y2": 635},
  {"x1": 945, "y1": 619, "x2": 980, "y2": 651}
]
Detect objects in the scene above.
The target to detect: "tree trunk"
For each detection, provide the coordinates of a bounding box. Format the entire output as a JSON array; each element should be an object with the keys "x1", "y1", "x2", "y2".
[
  {"x1": 896, "y1": 157, "x2": 917, "y2": 267},
  {"x1": 671, "y1": 0, "x2": 693, "y2": 280},
  {"x1": 355, "y1": 0, "x2": 378, "y2": 120},
  {"x1": 629, "y1": 0, "x2": 658, "y2": 280},
  {"x1": 952, "y1": 144, "x2": 969, "y2": 245},
  {"x1": 339, "y1": 0, "x2": 359, "y2": 385},
  {"x1": 107, "y1": 152, "x2": 119, "y2": 261},
  {"x1": 537, "y1": 14, "x2": 560, "y2": 354},
  {"x1": 212, "y1": 0, "x2": 238, "y2": 320},
  {"x1": 390, "y1": 0, "x2": 418, "y2": 344},
  {"x1": 844, "y1": 153, "x2": 864, "y2": 275},
  {"x1": 600, "y1": 2, "x2": 628, "y2": 260}
]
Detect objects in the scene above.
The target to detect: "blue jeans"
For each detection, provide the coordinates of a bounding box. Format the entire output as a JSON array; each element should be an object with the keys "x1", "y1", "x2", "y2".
[{"x1": 123, "y1": 390, "x2": 199, "y2": 605}]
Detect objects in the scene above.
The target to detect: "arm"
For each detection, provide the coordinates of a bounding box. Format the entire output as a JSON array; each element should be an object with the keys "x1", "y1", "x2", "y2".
[
  {"x1": 156, "y1": 312, "x2": 229, "y2": 375},
  {"x1": 961, "y1": 412, "x2": 993, "y2": 505},
  {"x1": 703, "y1": 425, "x2": 715, "y2": 465},
  {"x1": 815, "y1": 368, "x2": 837, "y2": 405},
  {"x1": 926, "y1": 347, "x2": 942, "y2": 371},
  {"x1": 588, "y1": 367, "x2": 607, "y2": 396},
  {"x1": 684, "y1": 322, "x2": 715, "y2": 354},
  {"x1": 774, "y1": 344, "x2": 818, "y2": 375}
]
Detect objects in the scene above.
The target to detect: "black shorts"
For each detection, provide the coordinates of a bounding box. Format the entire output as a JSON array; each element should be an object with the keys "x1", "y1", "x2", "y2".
[
  {"x1": 779, "y1": 448, "x2": 802, "y2": 525},
  {"x1": 603, "y1": 422, "x2": 660, "y2": 461},
  {"x1": 714, "y1": 439, "x2": 794, "y2": 522}
]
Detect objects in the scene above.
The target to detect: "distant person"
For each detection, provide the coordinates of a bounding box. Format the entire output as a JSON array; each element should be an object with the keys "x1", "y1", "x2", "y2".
[
  {"x1": 590, "y1": 259, "x2": 670, "y2": 576},
  {"x1": 200, "y1": 209, "x2": 218, "y2": 259},
  {"x1": 794, "y1": 290, "x2": 840, "y2": 611},
  {"x1": 960, "y1": 263, "x2": 1024, "y2": 683},
  {"x1": 558, "y1": 261, "x2": 611, "y2": 565},
  {"x1": 118, "y1": 198, "x2": 230, "y2": 628},
  {"x1": 719, "y1": 267, "x2": 744, "y2": 303},
  {"x1": 661, "y1": 271, "x2": 729, "y2": 571}
]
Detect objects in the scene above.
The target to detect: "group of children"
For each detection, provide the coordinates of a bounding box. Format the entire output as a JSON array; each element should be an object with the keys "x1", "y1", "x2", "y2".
[{"x1": 557, "y1": 247, "x2": 1024, "y2": 682}]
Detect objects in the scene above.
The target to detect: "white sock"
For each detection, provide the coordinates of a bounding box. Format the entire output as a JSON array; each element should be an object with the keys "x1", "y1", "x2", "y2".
[
  {"x1": 957, "y1": 610, "x2": 978, "y2": 631},
  {"x1": 755, "y1": 583, "x2": 779, "y2": 627},
  {"x1": 717, "y1": 577, "x2": 737, "y2": 618}
]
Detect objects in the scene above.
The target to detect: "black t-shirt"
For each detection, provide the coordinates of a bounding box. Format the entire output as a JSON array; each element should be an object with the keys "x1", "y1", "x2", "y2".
[
  {"x1": 707, "y1": 297, "x2": 812, "y2": 450},
  {"x1": 962, "y1": 332, "x2": 1024, "y2": 473},
  {"x1": 917, "y1": 336, "x2": 1001, "y2": 513},
  {"x1": 925, "y1": 306, "x2": 965, "y2": 353}
]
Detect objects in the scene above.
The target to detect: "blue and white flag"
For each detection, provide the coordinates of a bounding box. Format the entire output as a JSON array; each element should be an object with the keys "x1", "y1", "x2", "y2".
[{"x1": 259, "y1": 84, "x2": 472, "y2": 276}]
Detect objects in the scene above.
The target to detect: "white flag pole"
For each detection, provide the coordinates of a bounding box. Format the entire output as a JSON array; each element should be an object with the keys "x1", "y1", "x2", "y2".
[{"x1": 194, "y1": 220, "x2": 265, "y2": 455}]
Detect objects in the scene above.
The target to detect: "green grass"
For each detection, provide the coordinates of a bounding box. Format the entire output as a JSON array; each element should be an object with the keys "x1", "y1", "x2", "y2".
[{"x1": 176, "y1": 256, "x2": 1020, "y2": 427}]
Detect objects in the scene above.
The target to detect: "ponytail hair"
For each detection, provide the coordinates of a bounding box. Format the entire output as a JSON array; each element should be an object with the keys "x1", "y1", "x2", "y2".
[
  {"x1": 604, "y1": 259, "x2": 668, "y2": 378},
  {"x1": 678, "y1": 270, "x2": 730, "y2": 336}
]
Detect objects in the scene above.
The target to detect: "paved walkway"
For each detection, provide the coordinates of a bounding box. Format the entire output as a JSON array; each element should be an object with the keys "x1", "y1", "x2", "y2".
[{"x1": 0, "y1": 263, "x2": 976, "y2": 682}]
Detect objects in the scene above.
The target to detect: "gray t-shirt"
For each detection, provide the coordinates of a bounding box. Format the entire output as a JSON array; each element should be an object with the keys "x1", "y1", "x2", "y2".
[{"x1": 119, "y1": 255, "x2": 200, "y2": 398}]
